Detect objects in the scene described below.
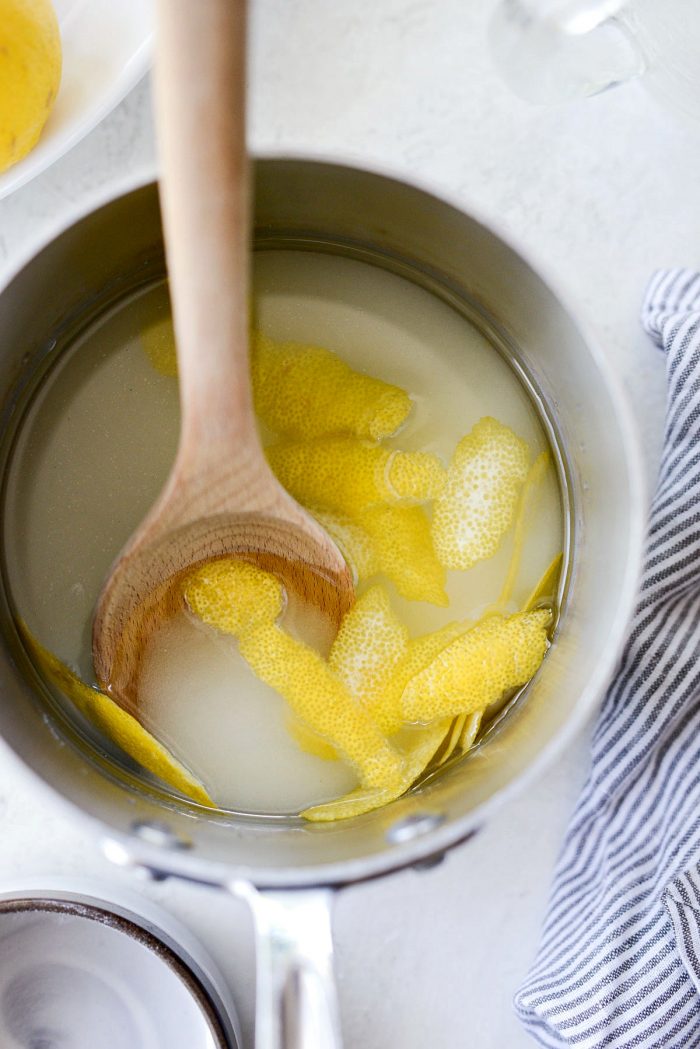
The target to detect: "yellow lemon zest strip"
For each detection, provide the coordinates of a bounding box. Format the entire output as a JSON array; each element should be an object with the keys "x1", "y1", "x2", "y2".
[
  {"x1": 402, "y1": 609, "x2": 551, "y2": 722},
  {"x1": 251, "y1": 332, "x2": 412, "y2": 441},
  {"x1": 267, "y1": 438, "x2": 445, "y2": 518},
  {"x1": 286, "y1": 715, "x2": 339, "y2": 762},
  {"x1": 432, "y1": 417, "x2": 530, "y2": 571},
  {"x1": 19, "y1": 623, "x2": 214, "y2": 807},
  {"x1": 329, "y1": 585, "x2": 409, "y2": 708},
  {"x1": 387, "y1": 450, "x2": 447, "y2": 502},
  {"x1": 436, "y1": 716, "x2": 466, "y2": 766},
  {"x1": 365, "y1": 621, "x2": 468, "y2": 735},
  {"x1": 238, "y1": 624, "x2": 402, "y2": 789},
  {"x1": 312, "y1": 504, "x2": 448, "y2": 604},
  {"x1": 358, "y1": 505, "x2": 448, "y2": 606},
  {"x1": 459, "y1": 711, "x2": 483, "y2": 752},
  {"x1": 525, "y1": 552, "x2": 564, "y2": 613},
  {"x1": 184, "y1": 559, "x2": 285, "y2": 634},
  {"x1": 302, "y1": 718, "x2": 452, "y2": 822},
  {"x1": 183, "y1": 561, "x2": 403, "y2": 790}
]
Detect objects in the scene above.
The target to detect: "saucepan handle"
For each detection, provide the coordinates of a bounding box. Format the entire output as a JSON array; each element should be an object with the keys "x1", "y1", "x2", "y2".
[{"x1": 237, "y1": 885, "x2": 343, "y2": 1049}]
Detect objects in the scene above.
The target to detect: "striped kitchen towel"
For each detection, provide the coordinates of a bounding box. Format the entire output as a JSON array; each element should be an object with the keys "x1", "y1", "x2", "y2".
[{"x1": 515, "y1": 268, "x2": 700, "y2": 1048}]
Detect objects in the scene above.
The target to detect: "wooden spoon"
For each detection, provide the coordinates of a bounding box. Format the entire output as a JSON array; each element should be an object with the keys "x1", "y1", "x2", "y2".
[{"x1": 92, "y1": 0, "x2": 353, "y2": 709}]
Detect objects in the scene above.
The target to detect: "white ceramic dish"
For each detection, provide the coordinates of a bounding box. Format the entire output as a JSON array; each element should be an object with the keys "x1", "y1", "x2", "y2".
[
  {"x1": 0, "y1": 877, "x2": 242, "y2": 1049},
  {"x1": 0, "y1": 0, "x2": 153, "y2": 201}
]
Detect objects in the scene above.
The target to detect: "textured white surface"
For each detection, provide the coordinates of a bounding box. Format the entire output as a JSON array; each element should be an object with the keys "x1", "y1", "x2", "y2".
[{"x1": 0, "y1": 2, "x2": 699, "y2": 1047}]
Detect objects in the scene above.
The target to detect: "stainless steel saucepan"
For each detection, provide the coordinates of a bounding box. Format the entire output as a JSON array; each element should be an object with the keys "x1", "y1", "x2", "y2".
[{"x1": 0, "y1": 158, "x2": 645, "y2": 1048}]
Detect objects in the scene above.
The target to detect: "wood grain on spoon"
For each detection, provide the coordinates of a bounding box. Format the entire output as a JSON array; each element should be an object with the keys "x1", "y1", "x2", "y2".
[{"x1": 92, "y1": 0, "x2": 353, "y2": 710}]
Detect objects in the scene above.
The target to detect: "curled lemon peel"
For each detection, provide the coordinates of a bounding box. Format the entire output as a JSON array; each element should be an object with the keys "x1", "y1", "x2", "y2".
[
  {"x1": 387, "y1": 451, "x2": 447, "y2": 503},
  {"x1": 436, "y1": 716, "x2": 466, "y2": 766},
  {"x1": 459, "y1": 711, "x2": 483, "y2": 752},
  {"x1": 312, "y1": 504, "x2": 447, "y2": 605},
  {"x1": 184, "y1": 559, "x2": 285, "y2": 634},
  {"x1": 19, "y1": 623, "x2": 213, "y2": 807},
  {"x1": 286, "y1": 715, "x2": 339, "y2": 762},
  {"x1": 365, "y1": 620, "x2": 468, "y2": 736},
  {"x1": 439, "y1": 709, "x2": 484, "y2": 767},
  {"x1": 182, "y1": 561, "x2": 403, "y2": 790},
  {"x1": 358, "y1": 505, "x2": 448, "y2": 606},
  {"x1": 329, "y1": 585, "x2": 409, "y2": 710},
  {"x1": 267, "y1": 438, "x2": 445, "y2": 519},
  {"x1": 302, "y1": 718, "x2": 451, "y2": 822},
  {"x1": 238, "y1": 625, "x2": 402, "y2": 789},
  {"x1": 525, "y1": 552, "x2": 564, "y2": 613},
  {"x1": 251, "y1": 331, "x2": 412, "y2": 441},
  {"x1": 432, "y1": 417, "x2": 530, "y2": 571},
  {"x1": 402, "y1": 609, "x2": 551, "y2": 722},
  {"x1": 141, "y1": 327, "x2": 414, "y2": 442}
]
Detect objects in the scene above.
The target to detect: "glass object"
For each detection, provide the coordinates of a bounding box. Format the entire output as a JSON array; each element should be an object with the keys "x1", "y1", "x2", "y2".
[{"x1": 490, "y1": 0, "x2": 700, "y2": 120}]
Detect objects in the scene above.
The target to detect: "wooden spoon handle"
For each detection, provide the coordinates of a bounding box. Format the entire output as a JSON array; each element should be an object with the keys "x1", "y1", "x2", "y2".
[{"x1": 154, "y1": 0, "x2": 255, "y2": 463}]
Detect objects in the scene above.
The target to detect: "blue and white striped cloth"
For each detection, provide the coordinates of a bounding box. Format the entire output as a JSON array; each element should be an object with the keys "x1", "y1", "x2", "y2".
[{"x1": 515, "y1": 269, "x2": 700, "y2": 1048}]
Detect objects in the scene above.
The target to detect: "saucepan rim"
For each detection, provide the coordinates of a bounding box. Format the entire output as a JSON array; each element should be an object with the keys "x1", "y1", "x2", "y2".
[{"x1": 0, "y1": 153, "x2": 647, "y2": 887}]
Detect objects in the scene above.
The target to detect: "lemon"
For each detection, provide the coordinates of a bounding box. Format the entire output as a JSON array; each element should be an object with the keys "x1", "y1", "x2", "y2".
[
  {"x1": 401, "y1": 609, "x2": 551, "y2": 722},
  {"x1": 432, "y1": 417, "x2": 530, "y2": 571},
  {"x1": 329, "y1": 585, "x2": 409, "y2": 714},
  {"x1": 266, "y1": 437, "x2": 445, "y2": 518},
  {"x1": 18, "y1": 622, "x2": 214, "y2": 807},
  {"x1": 183, "y1": 560, "x2": 404, "y2": 790},
  {"x1": 302, "y1": 718, "x2": 451, "y2": 822},
  {"x1": 0, "y1": 0, "x2": 62, "y2": 173},
  {"x1": 252, "y1": 331, "x2": 413, "y2": 441}
]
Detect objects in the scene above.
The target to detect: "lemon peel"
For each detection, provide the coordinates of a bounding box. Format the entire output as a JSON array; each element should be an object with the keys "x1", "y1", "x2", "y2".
[
  {"x1": 19, "y1": 624, "x2": 213, "y2": 807},
  {"x1": 302, "y1": 718, "x2": 451, "y2": 822},
  {"x1": 251, "y1": 331, "x2": 412, "y2": 441},
  {"x1": 302, "y1": 785, "x2": 391, "y2": 821},
  {"x1": 182, "y1": 560, "x2": 403, "y2": 790},
  {"x1": 432, "y1": 417, "x2": 530, "y2": 571},
  {"x1": 388, "y1": 451, "x2": 446, "y2": 502},
  {"x1": 359, "y1": 505, "x2": 448, "y2": 606},
  {"x1": 402, "y1": 609, "x2": 551, "y2": 722},
  {"x1": 365, "y1": 620, "x2": 468, "y2": 735},
  {"x1": 459, "y1": 711, "x2": 483, "y2": 751},
  {"x1": 0, "y1": 0, "x2": 62, "y2": 173},
  {"x1": 267, "y1": 438, "x2": 445, "y2": 518},
  {"x1": 525, "y1": 552, "x2": 564, "y2": 612},
  {"x1": 184, "y1": 559, "x2": 285, "y2": 635},
  {"x1": 441, "y1": 710, "x2": 483, "y2": 765},
  {"x1": 238, "y1": 624, "x2": 402, "y2": 789},
  {"x1": 311, "y1": 504, "x2": 447, "y2": 604},
  {"x1": 329, "y1": 585, "x2": 409, "y2": 709},
  {"x1": 141, "y1": 315, "x2": 177, "y2": 377},
  {"x1": 286, "y1": 715, "x2": 339, "y2": 762},
  {"x1": 436, "y1": 717, "x2": 466, "y2": 766}
]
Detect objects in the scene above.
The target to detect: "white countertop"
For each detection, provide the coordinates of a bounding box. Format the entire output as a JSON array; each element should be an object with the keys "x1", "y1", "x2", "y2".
[{"x1": 1, "y1": 3, "x2": 699, "y2": 1047}]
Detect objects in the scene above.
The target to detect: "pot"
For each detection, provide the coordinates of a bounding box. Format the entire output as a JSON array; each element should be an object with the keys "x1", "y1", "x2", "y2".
[{"x1": 0, "y1": 158, "x2": 645, "y2": 1048}]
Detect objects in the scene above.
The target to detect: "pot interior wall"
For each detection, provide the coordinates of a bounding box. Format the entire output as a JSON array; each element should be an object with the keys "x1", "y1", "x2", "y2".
[{"x1": 0, "y1": 163, "x2": 642, "y2": 886}]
